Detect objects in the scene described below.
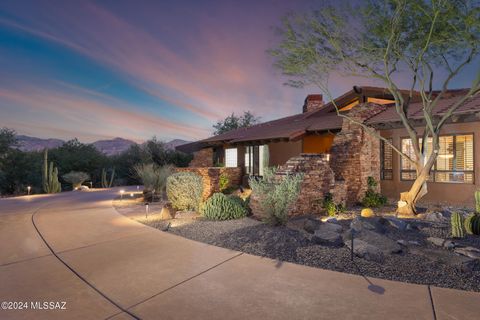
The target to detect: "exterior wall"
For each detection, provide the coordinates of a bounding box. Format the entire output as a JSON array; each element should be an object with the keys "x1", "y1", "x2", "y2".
[
  {"x1": 189, "y1": 148, "x2": 214, "y2": 167},
  {"x1": 302, "y1": 133, "x2": 335, "y2": 153},
  {"x1": 380, "y1": 121, "x2": 480, "y2": 207},
  {"x1": 267, "y1": 140, "x2": 302, "y2": 166},
  {"x1": 175, "y1": 167, "x2": 242, "y2": 200}
]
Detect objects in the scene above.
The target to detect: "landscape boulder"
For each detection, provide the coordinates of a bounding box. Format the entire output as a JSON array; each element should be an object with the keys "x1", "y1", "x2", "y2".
[
  {"x1": 312, "y1": 222, "x2": 343, "y2": 246},
  {"x1": 345, "y1": 239, "x2": 384, "y2": 263}
]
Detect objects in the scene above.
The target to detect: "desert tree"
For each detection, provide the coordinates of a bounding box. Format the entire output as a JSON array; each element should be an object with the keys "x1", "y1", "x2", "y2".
[
  {"x1": 270, "y1": 0, "x2": 480, "y2": 215},
  {"x1": 213, "y1": 111, "x2": 260, "y2": 135}
]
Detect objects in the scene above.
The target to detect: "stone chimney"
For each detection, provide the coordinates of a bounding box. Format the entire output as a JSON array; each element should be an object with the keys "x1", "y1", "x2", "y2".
[{"x1": 303, "y1": 94, "x2": 324, "y2": 113}]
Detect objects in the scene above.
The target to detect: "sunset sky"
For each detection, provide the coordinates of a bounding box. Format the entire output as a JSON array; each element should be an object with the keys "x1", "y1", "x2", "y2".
[{"x1": 0, "y1": 0, "x2": 478, "y2": 143}]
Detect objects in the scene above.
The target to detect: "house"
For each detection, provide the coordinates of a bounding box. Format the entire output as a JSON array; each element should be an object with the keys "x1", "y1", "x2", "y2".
[{"x1": 177, "y1": 86, "x2": 480, "y2": 209}]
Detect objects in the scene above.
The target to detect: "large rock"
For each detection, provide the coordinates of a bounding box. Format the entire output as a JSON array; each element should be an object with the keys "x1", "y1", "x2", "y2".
[
  {"x1": 312, "y1": 229, "x2": 343, "y2": 247},
  {"x1": 424, "y1": 212, "x2": 447, "y2": 223},
  {"x1": 312, "y1": 222, "x2": 343, "y2": 246},
  {"x1": 350, "y1": 216, "x2": 389, "y2": 234},
  {"x1": 303, "y1": 218, "x2": 321, "y2": 234},
  {"x1": 455, "y1": 247, "x2": 480, "y2": 259},
  {"x1": 345, "y1": 239, "x2": 384, "y2": 262},
  {"x1": 159, "y1": 203, "x2": 175, "y2": 220},
  {"x1": 385, "y1": 217, "x2": 410, "y2": 231},
  {"x1": 426, "y1": 237, "x2": 455, "y2": 249},
  {"x1": 346, "y1": 228, "x2": 402, "y2": 254},
  {"x1": 411, "y1": 248, "x2": 480, "y2": 272}
]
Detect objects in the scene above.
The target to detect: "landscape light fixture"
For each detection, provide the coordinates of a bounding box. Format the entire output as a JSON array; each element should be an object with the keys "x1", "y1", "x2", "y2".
[
  {"x1": 130, "y1": 193, "x2": 134, "y2": 198},
  {"x1": 145, "y1": 202, "x2": 149, "y2": 219},
  {"x1": 137, "y1": 185, "x2": 140, "y2": 191},
  {"x1": 27, "y1": 186, "x2": 31, "y2": 195},
  {"x1": 120, "y1": 189, "x2": 125, "y2": 200}
]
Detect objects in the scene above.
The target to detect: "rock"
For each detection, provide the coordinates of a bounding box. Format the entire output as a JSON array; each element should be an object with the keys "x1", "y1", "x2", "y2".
[
  {"x1": 304, "y1": 219, "x2": 320, "y2": 234},
  {"x1": 424, "y1": 212, "x2": 446, "y2": 223},
  {"x1": 397, "y1": 239, "x2": 408, "y2": 246},
  {"x1": 426, "y1": 237, "x2": 455, "y2": 249},
  {"x1": 386, "y1": 217, "x2": 409, "y2": 231},
  {"x1": 361, "y1": 208, "x2": 375, "y2": 218},
  {"x1": 324, "y1": 217, "x2": 339, "y2": 224},
  {"x1": 411, "y1": 248, "x2": 480, "y2": 272},
  {"x1": 345, "y1": 239, "x2": 384, "y2": 263},
  {"x1": 312, "y1": 229, "x2": 343, "y2": 247},
  {"x1": 344, "y1": 228, "x2": 402, "y2": 255},
  {"x1": 174, "y1": 210, "x2": 198, "y2": 219},
  {"x1": 455, "y1": 247, "x2": 480, "y2": 259},
  {"x1": 408, "y1": 240, "x2": 420, "y2": 246},
  {"x1": 159, "y1": 204, "x2": 175, "y2": 220},
  {"x1": 350, "y1": 216, "x2": 388, "y2": 234},
  {"x1": 318, "y1": 221, "x2": 343, "y2": 233}
]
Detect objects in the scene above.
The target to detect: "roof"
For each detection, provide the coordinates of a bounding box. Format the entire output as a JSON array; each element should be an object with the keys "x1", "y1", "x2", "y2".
[
  {"x1": 177, "y1": 87, "x2": 479, "y2": 152},
  {"x1": 367, "y1": 89, "x2": 480, "y2": 125}
]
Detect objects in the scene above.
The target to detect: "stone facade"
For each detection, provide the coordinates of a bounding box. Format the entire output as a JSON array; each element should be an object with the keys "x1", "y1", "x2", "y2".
[
  {"x1": 329, "y1": 103, "x2": 385, "y2": 204},
  {"x1": 175, "y1": 167, "x2": 242, "y2": 200},
  {"x1": 189, "y1": 148, "x2": 214, "y2": 167},
  {"x1": 251, "y1": 103, "x2": 385, "y2": 218}
]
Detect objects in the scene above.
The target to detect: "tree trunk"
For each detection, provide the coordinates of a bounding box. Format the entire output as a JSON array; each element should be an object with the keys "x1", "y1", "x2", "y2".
[{"x1": 396, "y1": 153, "x2": 437, "y2": 216}]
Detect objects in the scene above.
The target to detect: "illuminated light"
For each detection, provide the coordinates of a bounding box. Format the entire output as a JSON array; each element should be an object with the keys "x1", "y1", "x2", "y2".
[
  {"x1": 326, "y1": 154, "x2": 331, "y2": 161},
  {"x1": 120, "y1": 189, "x2": 125, "y2": 200},
  {"x1": 130, "y1": 193, "x2": 134, "y2": 197},
  {"x1": 438, "y1": 154, "x2": 454, "y2": 159},
  {"x1": 27, "y1": 186, "x2": 31, "y2": 195}
]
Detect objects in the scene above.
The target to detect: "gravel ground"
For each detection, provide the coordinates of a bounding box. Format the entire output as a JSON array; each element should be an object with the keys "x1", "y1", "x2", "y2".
[{"x1": 114, "y1": 202, "x2": 480, "y2": 292}]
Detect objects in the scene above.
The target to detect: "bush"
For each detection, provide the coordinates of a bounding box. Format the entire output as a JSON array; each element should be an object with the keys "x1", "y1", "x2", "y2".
[
  {"x1": 249, "y1": 167, "x2": 303, "y2": 225},
  {"x1": 166, "y1": 172, "x2": 203, "y2": 211},
  {"x1": 361, "y1": 177, "x2": 387, "y2": 208},
  {"x1": 322, "y1": 193, "x2": 345, "y2": 216},
  {"x1": 200, "y1": 193, "x2": 247, "y2": 220},
  {"x1": 62, "y1": 171, "x2": 90, "y2": 189},
  {"x1": 219, "y1": 172, "x2": 229, "y2": 192},
  {"x1": 134, "y1": 163, "x2": 173, "y2": 197}
]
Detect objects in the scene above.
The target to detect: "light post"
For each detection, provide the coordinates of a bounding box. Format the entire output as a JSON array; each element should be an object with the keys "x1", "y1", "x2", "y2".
[
  {"x1": 120, "y1": 189, "x2": 125, "y2": 200},
  {"x1": 27, "y1": 186, "x2": 31, "y2": 195},
  {"x1": 89, "y1": 181, "x2": 93, "y2": 189},
  {"x1": 137, "y1": 185, "x2": 140, "y2": 191},
  {"x1": 145, "y1": 202, "x2": 149, "y2": 219}
]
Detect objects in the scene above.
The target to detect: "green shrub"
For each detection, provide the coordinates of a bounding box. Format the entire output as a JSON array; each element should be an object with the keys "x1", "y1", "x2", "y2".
[
  {"x1": 134, "y1": 163, "x2": 173, "y2": 193},
  {"x1": 322, "y1": 193, "x2": 345, "y2": 216},
  {"x1": 200, "y1": 193, "x2": 247, "y2": 220},
  {"x1": 63, "y1": 171, "x2": 90, "y2": 189},
  {"x1": 361, "y1": 177, "x2": 387, "y2": 208},
  {"x1": 249, "y1": 167, "x2": 303, "y2": 225},
  {"x1": 219, "y1": 173, "x2": 229, "y2": 192},
  {"x1": 166, "y1": 172, "x2": 203, "y2": 211}
]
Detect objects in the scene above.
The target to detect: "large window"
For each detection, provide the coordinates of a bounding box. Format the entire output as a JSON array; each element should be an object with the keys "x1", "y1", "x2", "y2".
[
  {"x1": 245, "y1": 145, "x2": 269, "y2": 176},
  {"x1": 381, "y1": 139, "x2": 393, "y2": 180},
  {"x1": 400, "y1": 134, "x2": 474, "y2": 183},
  {"x1": 225, "y1": 148, "x2": 238, "y2": 167}
]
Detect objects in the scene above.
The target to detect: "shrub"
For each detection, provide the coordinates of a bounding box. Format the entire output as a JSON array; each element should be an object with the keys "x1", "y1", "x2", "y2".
[
  {"x1": 219, "y1": 172, "x2": 229, "y2": 192},
  {"x1": 134, "y1": 163, "x2": 173, "y2": 194},
  {"x1": 361, "y1": 177, "x2": 387, "y2": 208},
  {"x1": 249, "y1": 167, "x2": 303, "y2": 225},
  {"x1": 322, "y1": 193, "x2": 345, "y2": 216},
  {"x1": 63, "y1": 171, "x2": 90, "y2": 189},
  {"x1": 200, "y1": 193, "x2": 247, "y2": 220},
  {"x1": 166, "y1": 172, "x2": 203, "y2": 211}
]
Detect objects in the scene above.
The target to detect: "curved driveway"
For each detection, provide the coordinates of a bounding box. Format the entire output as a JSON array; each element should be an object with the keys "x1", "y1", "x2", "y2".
[{"x1": 0, "y1": 188, "x2": 478, "y2": 320}]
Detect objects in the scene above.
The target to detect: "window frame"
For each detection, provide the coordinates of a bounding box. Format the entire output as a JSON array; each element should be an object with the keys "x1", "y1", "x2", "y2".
[
  {"x1": 380, "y1": 138, "x2": 393, "y2": 180},
  {"x1": 224, "y1": 148, "x2": 238, "y2": 168},
  {"x1": 399, "y1": 133, "x2": 475, "y2": 184}
]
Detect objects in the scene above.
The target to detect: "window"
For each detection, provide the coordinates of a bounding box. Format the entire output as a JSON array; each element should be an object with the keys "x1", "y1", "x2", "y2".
[
  {"x1": 381, "y1": 139, "x2": 393, "y2": 180},
  {"x1": 245, "y1": 145, "x2": 269, "y2": 176},
  {"x1": 225, "y1": 148, "x2": 237, "y2": 167},
  {"x1": 400, "y1": 134, "x2": 474, "y2": 183}
]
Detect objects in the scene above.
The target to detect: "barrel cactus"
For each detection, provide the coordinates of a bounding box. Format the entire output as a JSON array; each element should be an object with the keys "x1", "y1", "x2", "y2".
[
  {"x1": 200, "y1": 193, "x2": 247, "y2": 220},
  {"x1": 451, "y1": 212, "x2": 465, "y2": 238},
  {"x1": 464, "y1": 213, "x2": 480, "y2": 236}
]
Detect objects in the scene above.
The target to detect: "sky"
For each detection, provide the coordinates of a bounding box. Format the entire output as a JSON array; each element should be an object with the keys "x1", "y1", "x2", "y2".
[{"x1": 0, "y1": 0, "x2": 478, "y2": 143}]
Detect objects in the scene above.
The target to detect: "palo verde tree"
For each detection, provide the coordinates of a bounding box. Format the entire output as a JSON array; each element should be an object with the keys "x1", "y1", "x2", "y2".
[
  {"x1": 213, "y1": 111, "x2": 260, "y2": 135},
  {"x1": 270, "y1": 0, "x2": 480, "y2": 215}
]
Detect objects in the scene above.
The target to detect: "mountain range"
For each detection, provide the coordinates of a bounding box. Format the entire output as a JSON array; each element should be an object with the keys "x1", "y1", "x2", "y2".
[{"x1": 15, "y1": 135, "x2": 191, "y2": 156}]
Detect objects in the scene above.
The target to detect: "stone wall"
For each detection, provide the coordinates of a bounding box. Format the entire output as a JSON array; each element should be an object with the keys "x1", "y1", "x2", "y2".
[
  {"x1": 329, "y1": 103, "x2": 385, "y2": 205},
  {"x1": 189, "y1": 148, "x2": 214, "y2": 167},
  {"x1": 175, "y1": 167, "x2": 242, "y2": 200}
]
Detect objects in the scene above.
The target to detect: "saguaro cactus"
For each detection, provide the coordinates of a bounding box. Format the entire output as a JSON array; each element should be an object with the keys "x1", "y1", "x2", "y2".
[
  {"x1": 101, "y1": 168, "x2": 115, "y2": 188},
  {"x1": 42, "y1": 149, "x2": 61, "y2": 193},
  {"x1": 451, "y1": 212, "x2": 465, "y2": 239},
  {"x1": 475, "y1": 190, "x2": 480, "y2": 213}
]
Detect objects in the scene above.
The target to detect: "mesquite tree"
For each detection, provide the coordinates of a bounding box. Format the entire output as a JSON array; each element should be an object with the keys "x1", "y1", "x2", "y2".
[{"x1": 270, "y1": 0, "x2": 480, "y2": 215}]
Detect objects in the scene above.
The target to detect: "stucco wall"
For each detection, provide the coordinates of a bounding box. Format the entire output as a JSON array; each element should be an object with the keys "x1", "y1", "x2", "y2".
[
  {"x1": 268, "y1": 140, "x2": 302, "y2": 166},
  {"x1": 380, "y1": 121, "x2": 480, "y2": 207}
]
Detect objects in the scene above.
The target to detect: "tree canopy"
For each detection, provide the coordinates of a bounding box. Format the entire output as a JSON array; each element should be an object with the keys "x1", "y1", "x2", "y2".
[{"x1": 213, "y1": 111, "x2": 260, "y2": 135}]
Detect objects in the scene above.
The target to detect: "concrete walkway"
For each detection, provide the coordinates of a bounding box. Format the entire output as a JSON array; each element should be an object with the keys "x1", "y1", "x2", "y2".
[{"x1": 0, "y1": 188, "x2": 478, "y2": 320}]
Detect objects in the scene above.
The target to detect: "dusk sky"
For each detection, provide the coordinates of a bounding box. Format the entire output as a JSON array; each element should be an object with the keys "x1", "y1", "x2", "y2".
[{"x1": 0, "y1": 0, "x2": 478, "y2": 143}]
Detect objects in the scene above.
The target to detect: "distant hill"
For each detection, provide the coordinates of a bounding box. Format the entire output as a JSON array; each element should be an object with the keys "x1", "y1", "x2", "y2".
[
  {"x1": 14, "y1": 135, "x2": 191, "y2": 156},
  {"x1": 16, "y1": 135, "x2": 64, "y2": 152},
  {"x1": 164, "y1": 139, "x2": 190, "y2": 150},
  {"x1": 92, "y1": 137, "x2": 136, "y2": 156}
]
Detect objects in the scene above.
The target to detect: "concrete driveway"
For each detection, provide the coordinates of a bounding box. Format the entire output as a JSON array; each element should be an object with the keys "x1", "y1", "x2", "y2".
[{"x1": 0, "y1": 188, "x2": 478, "y2": 320}]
